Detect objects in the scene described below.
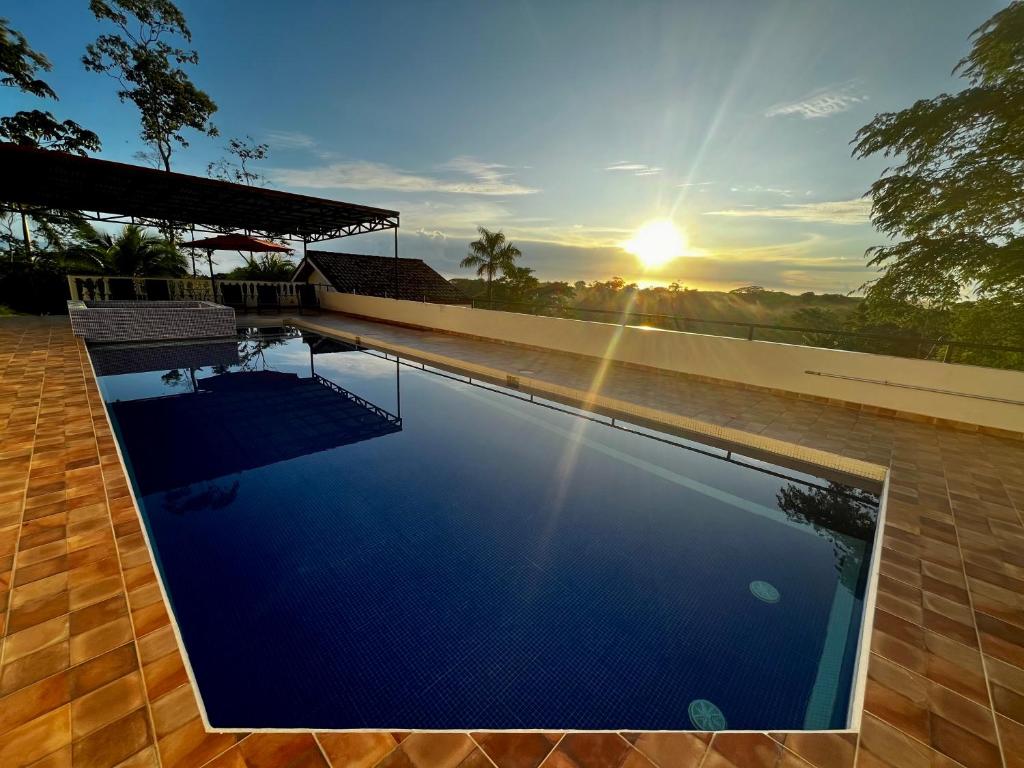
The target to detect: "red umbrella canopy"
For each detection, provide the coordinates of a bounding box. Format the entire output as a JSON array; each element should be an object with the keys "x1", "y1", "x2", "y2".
[{"x1": 185, "y1": 233, "x2": 292, "y2": 252}]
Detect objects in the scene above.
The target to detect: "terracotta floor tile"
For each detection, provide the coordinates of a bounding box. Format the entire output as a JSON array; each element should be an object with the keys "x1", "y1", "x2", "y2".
[
  {"x1": 768, "y1": 733, "x2": 855, "y2": 768},
  {"x1": 0, "y1": 705, "x2": 71, "y2": 767},
  {"x1": 239, "y1": 733, "x2": 329, "y2": 768},
  {"x1": 2, "y1": 613, "x2": 69, "y2": 664},
  {"x1": 72, "y1": 707, "x2": 152, "y2": 768},
  {"x1": 0, "y1": 670, "x2": 71, "y2": 737},
  {"x1": 69, "y1": 642, "x2": 138, "y2": 698},
  {"x1": 69, "y1": 592, "x2": 128, "y2": 636},
  {"x1": 157, "y1": 716, "x2": 240, "y2": 768},
  {"x1": 70, "y1": 670, "x2": 146, "y2": 739},
  {"x1": 618, "y1": 750, "x2": 658, "y2": 768},
  {"x1": 631, "y1": 733, "x2": 710, "y2": 768},
  {"x1": 555, "y1": 734, "x2": 631, "y2": 768},
  {"x1": 205, "y1": 745, "x2": 250, "y2": 768},
  {"x1": 0, "y1": 639, "x2": 69, "y2": 696},
  {"x1": 24, "y1": 743, "x2": 73, "y2": 768},
  {"x1": 142, "y1": 648, "x2": 190, "y2": 700},
  {"x1": 110, "y1": 744, "x2": 161, "y2": 768},
  {"x1": 150, "y1": 683, "x2": 201, "y2": 740},
  {"x1": 316, "y1": 732, "x2": 398, "y2": 768},
  {"x1": 69, "y1": 615, "x2": 133, "y2": 665},
  {"x1": 474, "y1": 732, "x2": 558, "y2": 768},
  {"x1": 703, "y1": 734, "x2": 784, "y2": 768},
  {"x1": 137, "y1": 623, "x2": 178, "y2": 665},
  {"x1": 375, "y1": 746, "x2": 416, "y2": 768},
  {"x1": 400, "y1": 733, "x2": 476, "y2": 768}
]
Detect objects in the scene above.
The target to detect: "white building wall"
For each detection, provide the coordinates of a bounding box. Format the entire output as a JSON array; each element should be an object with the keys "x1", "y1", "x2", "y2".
[{"x1": 317, "y1": 293, "x2": 1024, "y2": 434}]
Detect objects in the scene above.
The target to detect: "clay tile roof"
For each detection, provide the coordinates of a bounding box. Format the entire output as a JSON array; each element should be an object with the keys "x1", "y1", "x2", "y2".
[{"x1": 301, "y1": 251, "x2": 467, "y2": 304}]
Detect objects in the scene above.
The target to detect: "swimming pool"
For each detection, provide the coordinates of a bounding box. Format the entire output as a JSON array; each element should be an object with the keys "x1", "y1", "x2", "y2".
[{"x1": 92, "y1": 328, "x2": 881, "y2": 731}]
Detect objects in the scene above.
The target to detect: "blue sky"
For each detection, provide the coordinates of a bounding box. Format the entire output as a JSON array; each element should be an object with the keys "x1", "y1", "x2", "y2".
[{"x1": 4, "y1": 0, "x2": 1006, "y2": 291}]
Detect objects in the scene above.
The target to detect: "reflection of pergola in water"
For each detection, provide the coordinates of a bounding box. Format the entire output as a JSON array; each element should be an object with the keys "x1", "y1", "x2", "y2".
[{"x1": 110, "y1": 369, "x2": 402, "y2": 497}]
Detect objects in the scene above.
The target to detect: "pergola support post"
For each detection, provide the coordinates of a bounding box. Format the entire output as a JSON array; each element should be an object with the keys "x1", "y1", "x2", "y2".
[{"x1": 393, "y1": 226, "x2": 399, "y2": 300}]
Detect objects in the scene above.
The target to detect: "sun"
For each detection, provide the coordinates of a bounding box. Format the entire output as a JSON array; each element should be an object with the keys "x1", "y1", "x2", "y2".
[{"x1": 623, "y1": 220, "x2": 689, "y2": 270}]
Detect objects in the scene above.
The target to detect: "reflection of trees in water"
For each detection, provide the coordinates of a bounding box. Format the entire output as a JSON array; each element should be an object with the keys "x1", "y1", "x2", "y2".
[
  {"x1": 234, "y1": 330, "x2": 294, "y2": 372},
  {"x1": 161, "y1": 369, "x2": 189, "y2": 389},
  {"x1": 777, "y1": 482, "x2": 878, "y2": 576},
  {"x1": 162, "y1": 480, "x2": 239, "y2": 515}
]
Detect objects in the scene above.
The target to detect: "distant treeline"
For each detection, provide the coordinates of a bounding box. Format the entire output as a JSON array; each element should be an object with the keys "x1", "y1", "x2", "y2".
[{"x1": 450, "y1": 277, "x2": 1024, "y2": 370}]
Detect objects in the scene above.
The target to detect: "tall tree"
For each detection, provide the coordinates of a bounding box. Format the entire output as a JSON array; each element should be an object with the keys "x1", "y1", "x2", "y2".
[
  {"x1": 83, "y1": 0, "x2": 218, "y2": 173},
  {"x1": 1, "y1": 18, "x2": 100, "y2": 258},
  {"x1": 460, "y1": 226, "x2": 522, "y2": 302},
  {"x1": 207, "y1": 136, "x2": 270, "y2": 186},
  {"x1": 852, "y1": 1, "x2": 1024, "y2": 310}
]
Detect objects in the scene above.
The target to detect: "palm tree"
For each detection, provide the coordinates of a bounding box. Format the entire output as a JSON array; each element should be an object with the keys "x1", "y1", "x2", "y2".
[
  {"x1": 74, "y1": 224, "x2": 188, "y2": 276},
  {"x1": 460, "y1": 226, "x2": 522, "y2": 303},
  {"x1": 227, "y1": 253, "x2": 296, "y2": 281}
]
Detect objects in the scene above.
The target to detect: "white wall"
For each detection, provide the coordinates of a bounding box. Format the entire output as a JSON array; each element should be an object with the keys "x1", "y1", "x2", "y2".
[{"x1": 318, "y1": 293, "x2": 1024, "y2": 434}]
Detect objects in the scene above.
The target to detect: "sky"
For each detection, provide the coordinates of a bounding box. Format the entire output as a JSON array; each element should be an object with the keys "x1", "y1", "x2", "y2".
[{"x1": 3, "y1": 0, "x2": 1007, "y2": 292}]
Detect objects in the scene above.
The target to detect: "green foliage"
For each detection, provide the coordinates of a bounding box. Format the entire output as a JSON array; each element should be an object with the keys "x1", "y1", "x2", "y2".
[
  {"x1": 226, "y1": 253, "x2": 297, "y2": 281},
  {"x1": 71, "y1": 223, "x2": 188, "y2": 276},
  {"x1": 83, "y1": 0, "x2": 218, "y2": 172},
  {"x1": 0, "y1": 17, "x2": 55, "y2": 98},
  {"x1": 0, "y1": 110, "x2": 100, "y2": 154},
  {"x1": 459, "y1": 227, "x2": 522, "y2": 301},
  {"x1": 852, "y1": 1, "x2": 1024, "y2": 308}
]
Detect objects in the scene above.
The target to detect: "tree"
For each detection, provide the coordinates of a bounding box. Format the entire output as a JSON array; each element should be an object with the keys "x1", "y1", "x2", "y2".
[
  {"x1": 790, "y1": 307, "x2": 844, "y2": 349},
  {"x1": 460, "y1": 226, "x2": 522, "y2": 302},
  {"x1": 208, "y1": 136, "x2": 270, "y2": 186},
  {"x1": 73, "y1": 223, "x2": 188, "y2": 276},
  {"x1": 852, "y1": 1, "x2": 1024, "y2": 310},
  {"x1": 1, "y1": 18, "x2": 100, "y2": 259},
  {"x1": 498, "y1": 265, "x2": 539, "y2": 303},
  {"x1": 226, "y1": 253, "x2": 296, "y2": 281},
  {"x1": 83, "y1": 0, "x2": 218, "y2": 173}
]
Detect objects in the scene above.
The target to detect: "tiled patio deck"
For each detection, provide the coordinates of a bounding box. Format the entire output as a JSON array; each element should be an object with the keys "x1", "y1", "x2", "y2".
[{"x1": 1, "y1": 314, "x2": 1023, "y2": 768}]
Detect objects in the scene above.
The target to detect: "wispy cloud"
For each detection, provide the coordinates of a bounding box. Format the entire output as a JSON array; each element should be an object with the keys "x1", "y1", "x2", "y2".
[
  {"x1": 703, "y1": 197, "x2": 871, "y2": 225},
  {"x1": 269, "y1": 157, "x2": 538, "y2": 196},
  {"x1": 677, "y1": 181, "x2": 714, "y2": 189},
  {"x1": 729, "y1": 184, "x2": 797, "y2": 198},
  {"x1": 765, "y1": 82, "x2": 868, "y2": 119},
  {"x1": 605, "y1": 161, "x2": 663, "y2": 177},
  {"x1": 264, "y1": 130, "x2": 317, "y2": 149}
]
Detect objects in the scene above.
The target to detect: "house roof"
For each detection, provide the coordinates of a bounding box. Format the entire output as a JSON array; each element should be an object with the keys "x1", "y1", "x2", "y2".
[
  {"x1": 297, "y1": 251, "x2": 468, "y2": 304},
  {"x1": 0, "y1": 143, "x2": 398, "y2": 243}
]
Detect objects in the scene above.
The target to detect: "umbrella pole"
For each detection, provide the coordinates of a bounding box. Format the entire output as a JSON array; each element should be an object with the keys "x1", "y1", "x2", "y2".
[{"x1": 207, "y1": 249, "x2": 217, "y2": 301}]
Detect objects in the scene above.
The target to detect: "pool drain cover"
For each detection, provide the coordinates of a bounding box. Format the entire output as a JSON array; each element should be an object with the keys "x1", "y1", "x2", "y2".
[
  {"x1": 750, "y1": 580, "x2": 780, "y2": 603},
  {"x1": 688, "y1": 699, "x2": 727, "y2": 730}
]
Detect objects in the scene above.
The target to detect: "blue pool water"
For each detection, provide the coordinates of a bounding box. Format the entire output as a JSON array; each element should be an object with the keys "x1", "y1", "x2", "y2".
[{"x1": 92, "y1": 329, "x2": 880, "y2": 731}]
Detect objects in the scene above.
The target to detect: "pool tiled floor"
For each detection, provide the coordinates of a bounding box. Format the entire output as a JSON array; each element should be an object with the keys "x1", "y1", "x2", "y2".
[{"x1": 1, "y1": 314, "x2": 1023, "y2": 767}]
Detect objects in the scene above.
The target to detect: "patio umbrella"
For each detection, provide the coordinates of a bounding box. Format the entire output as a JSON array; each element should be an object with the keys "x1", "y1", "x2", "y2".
[{"x1": 185, "y1": 233, "x2": 292, "y2": 298}]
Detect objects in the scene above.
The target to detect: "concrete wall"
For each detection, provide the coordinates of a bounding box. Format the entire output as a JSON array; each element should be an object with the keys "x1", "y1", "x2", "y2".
[{"x1": 318, "y1": 293, "x2": 1024, "y2": 434}]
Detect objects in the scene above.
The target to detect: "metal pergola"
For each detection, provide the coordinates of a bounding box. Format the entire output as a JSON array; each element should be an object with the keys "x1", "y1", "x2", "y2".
[{"x1": 0, "y1": 142, "x2": 400, "y2": 267}]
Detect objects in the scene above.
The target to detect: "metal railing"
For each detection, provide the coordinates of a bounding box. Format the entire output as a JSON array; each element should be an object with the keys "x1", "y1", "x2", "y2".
[
  {"x1": 470, "y1": 297, "x2": 1024, "y2": 369},
  {"x1": 67, "y1": 275, "x2": 306, "y2": 308}
]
